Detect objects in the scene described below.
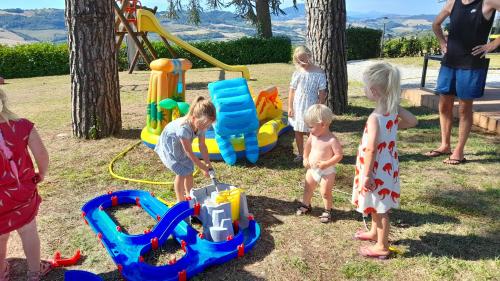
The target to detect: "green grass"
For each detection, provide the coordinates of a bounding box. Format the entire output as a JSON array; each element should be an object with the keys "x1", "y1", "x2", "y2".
[{"x1": 1, "y1": 59, "x2": 499, "y2": 280}]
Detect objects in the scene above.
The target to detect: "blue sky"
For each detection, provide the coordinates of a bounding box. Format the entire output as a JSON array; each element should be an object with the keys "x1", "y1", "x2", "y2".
[{"x1": 0, "y1": 0, "x2": 445, "y2": 15}]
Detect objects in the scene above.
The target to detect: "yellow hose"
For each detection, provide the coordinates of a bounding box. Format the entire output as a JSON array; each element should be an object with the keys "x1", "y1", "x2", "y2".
[{"x1": 108, "y1": 140, "x2": 199, "y2": 186}]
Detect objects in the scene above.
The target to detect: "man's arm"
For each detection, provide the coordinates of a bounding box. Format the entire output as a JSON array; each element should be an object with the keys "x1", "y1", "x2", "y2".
[
  {"x1": 433, "y1": 0, "x2": 454, "y2": 54},
  {"x1": 472, "y1": 0, "x2": 500, "y2": 57}
]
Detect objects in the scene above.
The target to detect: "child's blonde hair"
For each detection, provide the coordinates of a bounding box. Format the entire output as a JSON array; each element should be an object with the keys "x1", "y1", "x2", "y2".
[
  {"x1": 186, "y1": 96, "x2": 216, "y2": 122},
  {"x1": 363, "y1": 62, "x2": 401, "y2": 114},
  {"x1": 304, "y1": 104, "x2": 334, "y2": 126},
  {"x1": 293, "y1": 46, "x2": 313, "y2": 67},
  {"x1": 0, "y1": 88, "x2": 18, "y2": 122}
]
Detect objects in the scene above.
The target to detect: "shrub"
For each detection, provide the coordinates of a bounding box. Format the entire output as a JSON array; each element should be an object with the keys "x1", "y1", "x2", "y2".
[
  {"x1": 0, "y1": 36, "x2": 292, "y2": 78},
  {"x1": 346, "y1": 27, "x2": 383, "y2": 60}
]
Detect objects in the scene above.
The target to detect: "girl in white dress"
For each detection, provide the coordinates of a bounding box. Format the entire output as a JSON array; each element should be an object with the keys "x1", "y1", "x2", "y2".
[
  {"x1": 352, "y1": 62, "x2": 417, "y2": 259},
  {"x1": 288, "y1": 46, "x2": 327, "y2": 162}
]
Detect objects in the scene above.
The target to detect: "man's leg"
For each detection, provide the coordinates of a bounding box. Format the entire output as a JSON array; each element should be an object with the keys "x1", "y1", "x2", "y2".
[
  {"x1": 432, "y1": 95, "x2": 455, "y2": 155},
  {"x1": 445, "y1": 99, "x2": 473, "y2": 163}
]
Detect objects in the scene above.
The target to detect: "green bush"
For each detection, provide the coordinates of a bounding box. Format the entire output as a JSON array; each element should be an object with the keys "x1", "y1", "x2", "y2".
[
  {"x1": 346, "y1": 27, "x2": 383, "y2": 60},
  {"x1": 0, "y1": 43, "x2": 69, "y2": 79},
  {"x1": 382, "y1": 36, "x2": 440, "y2": 58},
  {"x1": 151, "y1": 36, "x2": 291, "y2": 68},
  {"x1": 0, "y1": 36, "x2": 291, "y2": 79}
]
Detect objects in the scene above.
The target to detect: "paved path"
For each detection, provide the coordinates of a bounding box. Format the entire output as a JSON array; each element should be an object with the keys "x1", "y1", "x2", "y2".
[{"x1": 346, "y1": 59, "x2": 500, "y2": 134}]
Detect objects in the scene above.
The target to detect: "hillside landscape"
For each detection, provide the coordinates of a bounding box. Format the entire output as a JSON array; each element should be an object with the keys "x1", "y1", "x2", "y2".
[{"x1": 0, "y1": 4, "x2": 441, "y2": 46}]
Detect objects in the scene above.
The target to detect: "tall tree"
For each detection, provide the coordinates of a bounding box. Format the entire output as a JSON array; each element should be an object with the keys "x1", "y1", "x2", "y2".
[
  {"x1": 66, "y1": 0, "x2": 122, "y2": 139},
  {"x1": 306, "y1": 0, "x2": 348, "y2": 114},
  {"x1": 166, "y1": 0, "x2": 296, "y2": 38}
]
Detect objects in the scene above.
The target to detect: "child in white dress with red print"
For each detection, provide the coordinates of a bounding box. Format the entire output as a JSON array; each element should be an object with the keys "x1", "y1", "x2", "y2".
[{"x1": 352, "y1": 62, "x2": 417, "y2": 259}]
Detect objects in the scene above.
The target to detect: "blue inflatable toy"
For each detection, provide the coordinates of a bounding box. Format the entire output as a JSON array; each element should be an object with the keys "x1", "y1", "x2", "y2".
[
  {"x1": 77, "y1": 188, "x2": 260, "y2": 281},
  {"x1": 208, "y1": 78, "x2": 259, "y2": 165}
]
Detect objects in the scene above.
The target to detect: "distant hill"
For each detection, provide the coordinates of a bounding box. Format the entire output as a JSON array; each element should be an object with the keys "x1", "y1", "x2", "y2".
[{"x1": 0, "y1": 6, "x2": 442, "y2": 46}]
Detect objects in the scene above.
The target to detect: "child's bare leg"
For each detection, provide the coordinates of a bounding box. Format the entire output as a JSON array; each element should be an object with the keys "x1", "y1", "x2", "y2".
[
  {"x1": 368, "y1": 213, "x2": 390, "y2": 254},
  {"x1": 319, "y1": 173, "x2": 335, "y2": 210},
  {"x1": 174, "y1": 175, "x2": 186, "y2": 202},
  {"x1": 294, "y1": 131, "x2": 305, "y2": 156},
  {"x1": 184, "y1": 174, "x2": 194, "y2": 197},
  {"x1": 303, "y1": 170, "x2": 317, "y2": 206},
  {"x1": 17, "y1": 219, "x2": 41, "y2": 273},
  {"x1": 0, "y1": 232, "x2": 9, "y2": 276}
]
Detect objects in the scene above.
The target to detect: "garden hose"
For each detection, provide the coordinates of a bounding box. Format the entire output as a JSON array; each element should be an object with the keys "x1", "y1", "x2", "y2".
[{"x1": 108, "y1": 140, "x2": 199, "y2": 186}]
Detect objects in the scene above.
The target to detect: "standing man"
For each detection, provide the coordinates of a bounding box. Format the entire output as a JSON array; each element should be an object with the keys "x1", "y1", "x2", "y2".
[{"x1": 428, "y1": 0, "x2": 499, "y2": 164}]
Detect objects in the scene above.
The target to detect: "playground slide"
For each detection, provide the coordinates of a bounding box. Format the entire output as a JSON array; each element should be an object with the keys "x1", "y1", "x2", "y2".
[{"x1": 136, "y1": 9, "x2": 250, "y2": 80}]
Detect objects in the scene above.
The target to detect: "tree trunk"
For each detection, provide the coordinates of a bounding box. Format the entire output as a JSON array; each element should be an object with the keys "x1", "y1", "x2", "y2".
[
  {"x1": 306, "y1": 0, "x2": 348, "y2": 114},
  {"x1": 66, "y1": 0, "x2": 121, "y2": 139},
  {"x1": 255, "y1": 0, "x2": 273, "y2": 38}
]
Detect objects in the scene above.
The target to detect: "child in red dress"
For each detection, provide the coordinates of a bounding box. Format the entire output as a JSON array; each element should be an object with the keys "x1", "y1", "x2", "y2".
[
  {"x1": 0, "y1": 88, "x2": 51, "y2": 281},
  {"x1": 352, "y1": 63, "x2": 417, "y2": 259}
]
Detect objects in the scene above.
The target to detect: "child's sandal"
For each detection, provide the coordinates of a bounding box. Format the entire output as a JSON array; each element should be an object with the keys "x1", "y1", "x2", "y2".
[
  {"x1": 295, "y1": 203, "x2": 312, "y2": 215},
  {"x1": 319, "y1": 209, "x2": 332, "y2": 223},
  {"x1": 0, "y1": 262, "x2": 9, "y2": 281},
  {"x1": 26, "y1": 261, "x2": 53, "y2": 281}
]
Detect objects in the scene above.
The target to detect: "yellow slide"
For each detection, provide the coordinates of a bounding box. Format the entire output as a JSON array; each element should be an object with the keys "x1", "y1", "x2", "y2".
[{"x1": 136, "y1": 9, "x2": 250, "y2": 79}]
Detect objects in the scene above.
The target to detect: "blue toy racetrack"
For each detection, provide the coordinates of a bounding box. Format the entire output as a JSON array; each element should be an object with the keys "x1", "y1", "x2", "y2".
[{"x1": 78, "y1": 190, "x2": 260, "y2": 281}]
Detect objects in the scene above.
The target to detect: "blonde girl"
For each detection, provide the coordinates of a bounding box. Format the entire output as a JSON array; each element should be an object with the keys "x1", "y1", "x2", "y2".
[
  {"x1": 352, "y1": 63, "x2": 417, "y2": 259},
  {"x1": 288, "y1": 46, "x2": 327, "y2": 162},
  {"x1": 0, "y1": 88, "x2": 51, "y2": 281},
  {"x1": 155, "y1": 96, "x2": 216, "y2": 202}
]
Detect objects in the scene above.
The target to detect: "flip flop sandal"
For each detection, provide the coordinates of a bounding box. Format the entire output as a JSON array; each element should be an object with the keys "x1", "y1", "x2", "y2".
[
  {"x1": 353, "y1": 229, "x2": 377, "y2": 242},
  {"x1": 319, "y1": 209, "x2": 332, "y2": 223},
  {"x1": 26, "y1": 260, "x2": 53, "y2": 281},
  {"x1": 443, "y1": 157, "x2": 467, "y2": 165},
  {"x1": 425, "y1": 150, "x2": 452, "y2": 157},
  {"x1": 0, "y1": 262, "x2": 9, "y2": 281},
  {"x1": 295, "y1": 203, "x2": 312, "y2": 216},
  {"x1": 359, "y1": 246, "x2": 390, "y2": 260}
]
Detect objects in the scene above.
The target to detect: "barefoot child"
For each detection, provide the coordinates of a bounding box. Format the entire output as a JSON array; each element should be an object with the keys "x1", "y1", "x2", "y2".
[
  {"x1": 155, "y1": 96, "x2": 216, "y2": 202},
  {"x1": 0, "y1": 88, "x2": 51, "y2": 281},
  {"x1": 352, "y1": 62, "x2": 417, "y2": 259},
  {"x1": 296, "y1": 104, "x2": 343, "y2": 223},
  {"x1": 288, "y1": 46, "x2": 327, "y2": 162}
]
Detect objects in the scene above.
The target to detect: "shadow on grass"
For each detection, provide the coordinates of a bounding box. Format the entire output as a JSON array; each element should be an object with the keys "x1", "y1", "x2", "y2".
[
  {"x1": 6, "y1": 256, "x2": 86, "y2": 281},
  {"x1": 391, "y1": 209, "x2": 460, "y2": 228},
  {"x1": 423, "y1": 188, "x2": 499, "y2": 219},
  {"x1": 116, "y1": 128, "x2": 142, "y2": 140},
  {"x1": 395, "y1": 232, "x2": 500, "y2": 260}
]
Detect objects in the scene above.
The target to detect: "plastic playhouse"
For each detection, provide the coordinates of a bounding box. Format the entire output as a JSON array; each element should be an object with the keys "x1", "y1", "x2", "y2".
[{"x1": 74, "y1": 181, "x2": 260, "y2": 281}]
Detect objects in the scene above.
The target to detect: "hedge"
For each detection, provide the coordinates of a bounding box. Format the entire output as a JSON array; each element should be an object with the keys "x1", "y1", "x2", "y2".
[
  {"x1": 0, "y1": 43, "x2": 69, "y2": 79},
  {"x1": 346, "y1": 27, "x2": 382, "y2": 60},
  {"x1": 382, "y1": 36, "x2": 440, "y2": 58},
  {"x1": 0, "y1": 36, "x2": 291, "y2": 79}
]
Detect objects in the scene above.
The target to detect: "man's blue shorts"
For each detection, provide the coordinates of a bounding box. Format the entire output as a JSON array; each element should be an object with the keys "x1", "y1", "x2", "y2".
[{"x1": 435, "y1": 65, "x2": 487, "y2": 100}]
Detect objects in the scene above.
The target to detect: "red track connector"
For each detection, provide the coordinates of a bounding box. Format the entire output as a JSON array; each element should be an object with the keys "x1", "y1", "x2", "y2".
[
  {"x1": 233, "y1": 221, "x2": 239, "y2": 233},
  {"x1": 248, "y1": 215, "x2": 254, "y2": 221},
  {"x1": 116, "y1": 226, "x2": 122, "y2": 232},
  {"x1": 181, "y1": 240, "x2": 187, "y2": 252},
  {"x1": 97, "y1": 233, "x2": 103, "y2": 240},
  {"x1": 111, "y1": 196, "x2": 118, "y2": 207},
  {"x1": 52, "y1": 249, "x2": 81, "y2": 267},
  {"x1": 151, "y1": 237, "x2": 159, "y2": 250},
  {"x1": 237, "y1": 243, "x2": 244, "y2": 258},
  {"x1": 193, "y1": 203, "x2": 200, "y2": 216},
  {"x1": 197, "y1": 233, "x2": 204, "y2": 239},
  {"x1": 135, "y1": 197, "x2": 141, "y2": 208},
  {"x1": 144, "y1": 228, "x2": 151, "y2": 234},
  {"x1": 168, "y1": 257, "x2": 177, "y2": 265},
  {"x1": 156, "y1": 215, "x2": 161, "y2": 221},
  {"x1": 227, "y1": 235, "x2": 233, "y2": 241},
  {"x1": 178, "y1": 269, "x2": 187, "y2": 281},
  {"x1": 117, "y1": 264, "x2": 123, "y2": 272},
  {"x1": 139, "y1": 256, "x2": 144, "y2": 263}
]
